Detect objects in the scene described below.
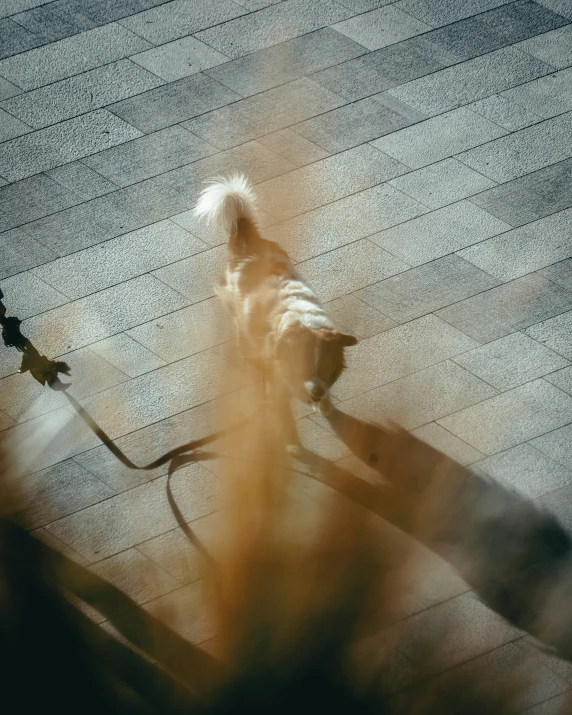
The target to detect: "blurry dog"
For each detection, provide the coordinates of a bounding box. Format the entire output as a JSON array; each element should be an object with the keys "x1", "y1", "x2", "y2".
[{"x1": 194, "y1": 175, "x2": 357, "y2": 440}]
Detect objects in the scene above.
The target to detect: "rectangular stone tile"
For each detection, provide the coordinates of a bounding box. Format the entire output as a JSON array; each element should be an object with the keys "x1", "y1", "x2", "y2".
[
  {"x1": 311, "y1": 34, "x2": 453, "y2": 102},
  {"x1": 332, "y1": 314, "x2": 478, "y2": 400},
  {"x1": 46, "y1": 463, "x2": 219, "y2": 561},
  {"x1": 0, "y1": 75, "x2": 20, "y2": 100},
  {"x1": 473, "y1": 442, "x2": 572, "y2": 498},
  {"x1": 83, "y1": 125, "x2": 217, "y2": 187},
  {"x1": 502, "y1": 68, "x2": 572, "y2": 118},
  {"x1": 531, "y1": 422, "x2": 572, "y2": 470},
  {"x1": 453, "y1": 332, "x2": 570, "y2": 390},
  {"x1": 0, "y1": 411, "x2": 15, "y2": 431},
  {"x1": 336, "y1": 0, "x2": 396, "y2": 9},
  {"x1": 436, "y1": 274, "x2": 572, "y2": 343},
  {"x1": 333, "y1": 5, "x2": 430, "y2": 50},
  {"x1": 45, "y1": 161, "x2": 116, "y2": 200},
  {"x1": 356, "y1": 255, "x2": 500, "y2": 323},
  {"x1": 0, "y1": 173, "x2": 85, "y2": 232},
  {"x1": 205, "y1": 27, "x2": 366, "y2": 97},
  {"x1": 323, "y1": 294, "x2": 396, "y2": 339},
  {"x1": 0, "y1": 0, "x2": 56, "y2": 17},
  {"x1": 151, "y1": 245, "x2": 227, "y2": 304},
  {"x1": 136, "y1": 527, "x2": 206, "y2": 586},
  {"x1": 0, "y1": 60, "x2": 164, "y2": 128},
  {"x1": 0, "y1": 22, "x2": 152, "y2": 90},
  {"x1": 371, "y1": 106, "x2": 507, "y2": 169},
  {"x1": 0, "y1": 110, "x2": 142, "y2": 182},
  {"x1": 90, "y1": 332, "x2": 166, "y2": 378},
  {"x1": 22, "y1": 274, "x2": 189, "y2": 356},
  {"x1": 0, "y1": 107, "x2": 30, "y2": 142},
  {"x1": 388, "y1": 47, "x2": 553, "y2": 116},
  {"x1": 255, "y1": 144, "x2": 408, "y2": 220},
  {"x1": 0, "y1": 17, "x2": 44, "y2": 60},
  {"x1": 184, "y1": 78, "x2": 345, "y2": 150},
  {"x1": 438, "y1": 379, "x2": 572, "y2": 454},
  {"x1": 396, "y1": 0, "x2": 513, "y2": 26},
  {"x1": 108, "y1": 72, "x2": 240, "y2": 134},
  {"x1": 273, "y1": 183, "x2": 428, "y2": 262},
  {"x1": 18, "y1": 459, "x2": 115, "y2": 531},
  {"x1": 459, "y1": 112, "x2": 572, "y2": 183},
  {"x1": 468, "y1": 93, "x2": 543, "y2": 131},
  {"x1": 256, "y1": 128, "x2": 329, "y2": 168},
  {"x1": 292, "y1": 92, "x2": 426, "y2": 154},
  {"x1": 339, "y1": 359, "x2": 497, "y2": 429},
  {"x1": 526, "y1": 310, "x2": 572, "y2": 359},
  {"x1": 32, "y1": 220, "x2": 206, "y2": 299},
  {"x1": 194, "y1": 0, "x2": 352, "y2": 59},
  {"x1": 389, "y1": 159, "x2": 496, "y2": 209},
  {"x1": 538, "y1": 258, "x2": 572, "y2": 290},
  {"x1": 297, "y1": 238, "x2": 409, "y2": 303},
  {"x1": 518, "y1": 23, "x2": 572, "y2": 67},
  {"x1": 0, "y1": 270, "x2": 67, "y2": 320},
  {"x1": 12, "y1": 5, "x2": 81, "y2": 42},
  {"x1": 118, "y1": 0, "x2": 247, "y2": 44},
  {"x1": 46, "y1": 0, "x2": 174, "y2": 30},
  {"x1": 368, "y1": 200, "x2": 510, "y2": 266},
  {"x1": 539, "y1": 0, "x2": 572, "y2": 19},
  {"x1": 459, "y1": 208, "x2": 572, "y2": 281},
  {"x1": 0, "y1": 228, "x2": 56, "y2": 279},
  {"x1": 131, "y1": 35, "x2": 229, "y2": 82},
  {"x1": 411, "y1": 422, "x2": 485, "y2": 465},
  {"x1": 127, "y1": 297, "x2": 234, "y2": 362}
]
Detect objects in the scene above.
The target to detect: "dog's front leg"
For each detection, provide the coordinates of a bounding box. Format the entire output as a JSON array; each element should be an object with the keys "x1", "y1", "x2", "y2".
[{"x1": 267, "y1": 376, "x2": 300, "y2": 458}]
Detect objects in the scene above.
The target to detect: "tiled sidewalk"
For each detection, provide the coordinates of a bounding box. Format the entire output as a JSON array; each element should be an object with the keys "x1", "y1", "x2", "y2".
[{"x1": 1, "y1": 0, "x2": 572, "y2": 710}]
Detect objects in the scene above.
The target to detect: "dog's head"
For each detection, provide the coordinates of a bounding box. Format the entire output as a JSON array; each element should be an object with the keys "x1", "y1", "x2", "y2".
[{"x1": 274, "y1": 325, "x2": 358, "y2": 406}]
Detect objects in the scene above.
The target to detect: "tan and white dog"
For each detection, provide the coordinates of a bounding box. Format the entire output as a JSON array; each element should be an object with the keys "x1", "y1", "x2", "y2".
[{"x1": 194, "y1": 175, "x2": 357, "y2": 444}]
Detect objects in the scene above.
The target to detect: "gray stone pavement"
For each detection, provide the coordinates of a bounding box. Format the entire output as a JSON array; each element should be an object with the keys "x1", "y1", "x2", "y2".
[{"x1": 1, "y1": 0, "x2": 572, "y2": 709}]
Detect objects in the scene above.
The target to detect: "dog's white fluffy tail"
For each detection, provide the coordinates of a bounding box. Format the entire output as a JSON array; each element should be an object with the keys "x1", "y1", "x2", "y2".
[{"x1": 193, "y1": 174, "x2": 257, "y2": 232}]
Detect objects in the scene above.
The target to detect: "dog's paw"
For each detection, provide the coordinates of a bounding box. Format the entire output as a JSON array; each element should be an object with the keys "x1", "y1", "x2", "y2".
[
  {"x1": 286, "y1": 443, "x2": 301, "y2": 459},
  {"x1": 317, "y1": 396, "x2": 334, "y2": 417}
]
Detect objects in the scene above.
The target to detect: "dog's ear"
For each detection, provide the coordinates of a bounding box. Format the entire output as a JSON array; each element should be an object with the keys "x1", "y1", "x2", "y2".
[{"x1": 336, "y1": 332, "x2": 358, "y2": 347}]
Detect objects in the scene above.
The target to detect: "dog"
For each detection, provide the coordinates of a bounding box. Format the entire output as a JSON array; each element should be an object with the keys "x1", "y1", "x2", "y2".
[{"x1": 194, "y1": 175, "x2": 357, "y2": 445}]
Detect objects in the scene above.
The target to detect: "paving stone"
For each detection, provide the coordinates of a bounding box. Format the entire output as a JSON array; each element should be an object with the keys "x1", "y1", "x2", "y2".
[
  {"x1": 89, "y1": 332, "x2": 166, "y2": 378},
  {"x1": 0, "y1": 270, "x2": 68, "y2": 320},
  {"x1": 32, "y1": 220, "x2": 205, "y2": 299},
  {"x1": 108, "y1": 72, "x2": 240, "y2": 134},
  {"x1": 310, "y1": 34, "x2": 453, "y2": 102},
  {"x1": 453, "y1": 331, "x2": 570, "y2": 390},
  {"x1": 21, "y1": 274, "x2": 189, "y2": 356},
  {"x1": 0, "y1": 228, "x2": 57, "y2": 279},
  {"x1": 333, "y1": 5, "x2": 430, "y2": 50},
  {"x1": 151, "y1": 245, "x2": 227, "y2": 304},
  {"x1": 0, "y1": 173, "x2": 85, "y2": 233},
  {"x1": 526, "y1": 309, "x2": 572, "y2": 359},
  {"x1": 255, "y1": 144, "x2": 408, "y2": 220},
  {"x1": 204, "y1": 27, "x2": 366, "y2": 97},
  {"x1": 0, "y1": 17, "x2": 44, "y2": 60},
  {"x1": 531, "y1": 422, "x2": 572, "y2": 470},
  {"x1": 292, "y1": 93, "x2": 426, "y2": 154},
  {"x1": 468, "y1": 93, "x2": 544, "y2": 131},
  {"x1": 332, "y1": 314, "x2": 479, "y2": 401},
  {"x1": 396, "y1": 0, "x2": 513, "y2": 26},
  {"x1": 136, "y1": 526, "x2": 207, "y2": 586},
  {"x1": 502, "y1": 68, "x2": 572, "y2": 119},
  {"x1": 323, "y1": 294, "x2": 396, "y2": 339},
  {"x1": 18, "y1": 459, "x2": 115, "y2": 531},
  {"x1": 0, "y1": 0, "x2": 57, "y2": 17},
  {"x1": 474, "y1": 442, "x2": 572, "y2": 498},
  {"x1": 256, "y1": 128, "x2": 329, "y2": 167},
  {"x1": 411, "y1": 422, "x2": 485, "y2": 465},
  {"x1": 521, "y1": 692, "x2": 572, "y2": 715},
  {"x1": 371, "y1": 106, "x2": 507, "y2": 169},
  {"x1": 184, "y1": 78, "x2": 345, "y2": 150},
  {"x1": 12, "y1": 5, "x2": 81, "y2": 42},
  {"x1": 538, "y1": 258, "x2": 572, "y2": 289},
  {"x1": 471, "y1": 157, "x2": 572, "y2": 226},
  {"x1": 0, "y1": 23, "x2": 152, "y2": 90},
  {"x1": 142, "y1": 579, "x2": 214, "y2": 644},
  {"x1": 389, "y1": 159, "x2": 496, "y2": 209},
  {"x1": 0, "y1": 110, "x2": 142, "y2": 183},
  {"x1": 83, "y1": 125, "x2": 217, "y2": 187},
  {"x1": 0, "y1": 107, "x2": 30, "y2": 142},
  {"x1": 459, "y1": 208, "x2": 572, "y2": 281},
  {"x1": 368, "y1": 200, "x2": 510, "y2": 266},
  {"x1": 0, "y1": 75, "x2": 20, "y2": 101},
  {"x1": 131, "y1": 35, "x2": 229, "y2": 82},
  {"x1": 45, "y1": 161, "x2": 116, "y2": 200},
  {"x1": 194, "y1": 0, "x2": 353, "y2": 59},
  {"x1": 388, "y1": 47, "x2": 554, "y2": 116},
  {"x1": 46, "y1": 463, "x2": 220, "y2": 560},
  {"x1": 118, "y1": 0, "x2": 247, "y2": 44},
  {"x1": 437, "y1": 274, "x2": 572, "y2": 343},
  {"x1": 339, "y1": 359, "x2": 497, "y2": 429},
  {"x1": 127, "y1": 298, "x2": 234, "y2": 362},
  {"x1": 438, "y1": 378, "x2": 572, "y2": 454},
  {"x1": 273, "y1": 183, "x2": 428, "y2": 262},
  {"x1": 297, "y1": 238, "x2": 409, "y2": 303},
  {"x1": 234, "y1": 0, "x2": 283, "y2": 8},
  {"x1": 356, "y1": 254, "x2": 499, "y2": 323},
  {"x1": 518, "y1": 23, "x2": 572, "y2": 67},
  {"x1": 0, "y1": 60, "x2": 164, "y2": 129},
  {"x1": 336, "y1": 0, "x2": 397, "y2": 10},
  {"x1": 538, "y1": 0, "x2": 572, "y2": 20}
]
